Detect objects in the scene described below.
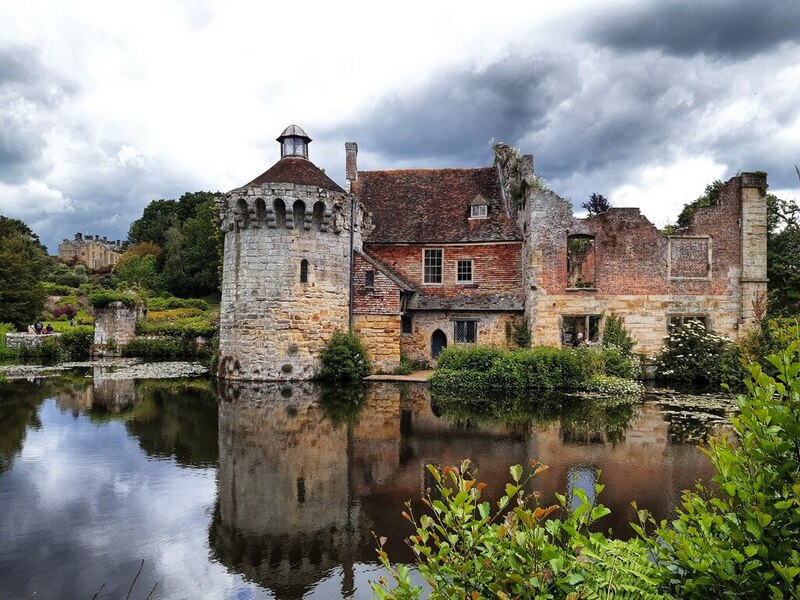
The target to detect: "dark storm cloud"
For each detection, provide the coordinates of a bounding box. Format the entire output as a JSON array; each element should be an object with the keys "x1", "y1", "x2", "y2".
[
  {"x1": 0, "y1": 46, "x2": 77, "y2": 182},
  {"x1": 327, "y1": 56, "x2": 565, "y2": 166},
  {"x1": 586, "y1": 0, "x2": 800, "y2": 58}
]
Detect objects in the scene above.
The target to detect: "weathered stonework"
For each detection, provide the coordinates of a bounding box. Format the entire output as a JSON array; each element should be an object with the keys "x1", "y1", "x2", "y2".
[
  {"x1": 93, "y1": 302, "x2": 143, "y2": 349},
  {"x1": 353, "y1": 314, "x2": 401, "y2": 373},
  {"x1": 4, "y1": 333, "x2": 62, "y2": 349}
]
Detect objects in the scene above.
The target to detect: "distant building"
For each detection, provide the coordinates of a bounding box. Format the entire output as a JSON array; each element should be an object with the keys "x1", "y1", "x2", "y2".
[{"x1": 58, "y1": 233, "x2": 123, "y2": 269}]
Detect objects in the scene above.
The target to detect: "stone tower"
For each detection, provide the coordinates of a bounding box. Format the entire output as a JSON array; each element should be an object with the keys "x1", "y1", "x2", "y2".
[{"x1": 217, "y1": 125, "x2": 363, "y2": 381}]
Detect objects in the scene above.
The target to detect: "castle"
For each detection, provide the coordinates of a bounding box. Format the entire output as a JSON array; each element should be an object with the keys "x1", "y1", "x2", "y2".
[{"x1": 217, "y1": 125, "x2": 767, "y2": 380}]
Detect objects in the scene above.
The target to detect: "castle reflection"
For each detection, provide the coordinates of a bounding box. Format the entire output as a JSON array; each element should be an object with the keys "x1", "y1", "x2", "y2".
[{"x1": 209, "y1": 381, "x2": 723, "y2": 599}]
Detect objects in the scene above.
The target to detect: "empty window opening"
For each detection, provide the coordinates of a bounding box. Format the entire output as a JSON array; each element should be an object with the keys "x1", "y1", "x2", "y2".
[
  {"x1": 296, "y1": 477, "x2": 306, "y2": 504},
  {"x1": 423, "y1": 249, "x2": 443, "y2": 284},
  {"x1": 274, "y1": 199, "x2": 287, "y2": 228},
  {"x1": 365, "y1": 270, "x2": 375, "y2": 288},
  {"x1": 235, "y1": 198, "x2": 250, "y2": 230},
  {"x1": 454, "y1": 320, "x2": 478, "y2": 344},
  {"x1": 300, "y1": 259, "x2": 309, "y2": 283},
  {"x1": 562, "y1": 315, "x2": 601, "y2": 345},
  {"x1": 567, "y1": 235, "x2": 596, "y2": 288},
  {"x1": 456, "y1": 260, "x2": 473, "y2": 283},
  {"x1": 401, "y1": 315, "x2": 412, "y2": 334},
  {"x1": 255, "y1": 198, "x2": 267, "y2": 223}
]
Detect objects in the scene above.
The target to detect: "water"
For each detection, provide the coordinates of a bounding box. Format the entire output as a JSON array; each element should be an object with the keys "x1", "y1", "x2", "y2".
[{"x1": 0, "y1": 369, "x2": 735, "y2": 599}]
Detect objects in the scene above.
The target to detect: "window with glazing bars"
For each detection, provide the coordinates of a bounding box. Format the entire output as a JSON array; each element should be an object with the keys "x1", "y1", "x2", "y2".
[
  {"x1": 454, "y1": 320, "x2": 477, "y2": 343},
  {"x1": 423, "y1": 249, "x2": 443, "y2": 284},
  {"x1": 456, "y1": 260, "x2": 472, "y2": 283}
]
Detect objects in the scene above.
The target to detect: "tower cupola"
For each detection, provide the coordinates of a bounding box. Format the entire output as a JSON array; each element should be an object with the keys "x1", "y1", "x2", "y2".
[{"x1": 277, "y1": 124, "x2": 311, "y2": 159}]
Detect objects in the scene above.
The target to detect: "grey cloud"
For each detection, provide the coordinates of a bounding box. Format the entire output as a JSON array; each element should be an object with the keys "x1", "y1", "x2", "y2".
[{"x1": 585, "y1": 0, "x2": 800, "y2": 58}]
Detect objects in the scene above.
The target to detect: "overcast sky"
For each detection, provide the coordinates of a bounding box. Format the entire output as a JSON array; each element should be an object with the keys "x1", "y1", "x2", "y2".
[{"x1": 1, "y1": 1, "x2": 799, "y2": 252}]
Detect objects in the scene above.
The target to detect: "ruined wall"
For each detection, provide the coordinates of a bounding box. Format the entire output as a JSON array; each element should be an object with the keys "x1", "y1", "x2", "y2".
[
  {"x1": 519, "y1": 174, "x2": 767, "y2": 356},
  {"x1": 93, "y1": 302, "x2": 142, "y2": 347},
  {"x1": 218, "y1": 182, "x2": 363, "y2": 381},
  {"x1": 4, "y1": 333, "x2": 62, "y2": 349},
  {"x1": 398, "y1": 310, "x2": 520, "y2": 363},
  {"x1": 366, "y1": 242, "x2": 523, "y2": 298},
  {"x1": 352, "y1": 252, "x2": 402, "y2": 315}
]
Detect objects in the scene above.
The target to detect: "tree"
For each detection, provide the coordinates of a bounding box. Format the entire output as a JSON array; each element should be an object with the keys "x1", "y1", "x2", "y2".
[
  {"x1": 113, "y1": 248, "x2": 163, "y2": 291},
  {"x1": 0, "y1": 216, "x2": 49, "y2": 329},
  {"x1": 767, "y1": 193, "x2": 800, "y2": 316},
  {"x1": 581, "y1": 193, "x2": 611, "y2": 218},
  {"x1": 676, "y1": 179, "x2": 724, "y2": 228}
]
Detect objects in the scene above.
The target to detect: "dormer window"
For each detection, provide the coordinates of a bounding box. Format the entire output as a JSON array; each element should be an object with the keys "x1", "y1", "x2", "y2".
[
  {"x1": 469, "y1": 194, "x2": 488, "y2": 219},
  {"x1": 277, "y1": 124, "x2": 311, "y2": 159}
]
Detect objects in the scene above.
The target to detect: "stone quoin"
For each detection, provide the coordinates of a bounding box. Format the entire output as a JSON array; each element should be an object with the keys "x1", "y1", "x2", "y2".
[{"x1": 217, "y1": 126, "x2": 767, "y2": 381}]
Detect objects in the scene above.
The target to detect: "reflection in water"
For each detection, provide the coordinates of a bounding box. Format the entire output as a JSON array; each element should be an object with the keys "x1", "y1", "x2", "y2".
[
  {"x1": 0, "y1": 373, "x2": 729, "y2": 599},
  {"x1": 210, "y1": 382, "x2": 723, "y2": 599}
]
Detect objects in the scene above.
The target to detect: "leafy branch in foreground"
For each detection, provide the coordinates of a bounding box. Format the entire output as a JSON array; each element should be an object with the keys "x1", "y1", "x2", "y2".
[{"x1": 371, "y1": 460, "x2": 668, "y2": 599}]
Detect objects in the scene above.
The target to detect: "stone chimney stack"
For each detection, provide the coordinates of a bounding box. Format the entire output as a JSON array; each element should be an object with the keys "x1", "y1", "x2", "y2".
[{"x1": 345, "y1": 142, "x2": 358, "y2": 191}]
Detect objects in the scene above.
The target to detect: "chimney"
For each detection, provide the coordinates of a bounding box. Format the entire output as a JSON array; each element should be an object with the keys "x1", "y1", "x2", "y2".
[{"x1": 345, "y1": 142, "x2": 358, "y2": 191}]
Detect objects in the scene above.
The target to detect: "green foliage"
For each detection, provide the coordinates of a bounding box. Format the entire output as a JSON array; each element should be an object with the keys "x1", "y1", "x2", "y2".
[
  {"x1": 145, "y1": 295, "x2": 208, "y2": 311},
  {"x1": 436, "y1": 345, "x2": 506, "y2": 372},
  {"x1": 320, "y1": 330, "x2": 371, "y2": 381},
  {"x1": 122, "y1": 337, "x2": 199, "y2": 358},
  {"x1": 88, "y1": 290, "x2": 141, "y2": 309},
  {"x1": 766, "y1": 193, "x2": 800, "y2": 316},
  {"x1": 505, "y1": 317, "x2": 531, "y2": 349},
  {"x1": 393, "y1": 355, "x2": 415, "y2": 375},
  {"x1": 582, "y1": 192, "x2": 611, "y2": 218},
  {"x1": 637, "y1": 342, "x2": 800, "y2": 599},
  {"x1": 602, "y1": 314, "x2": 635, "y2": 355},
  {"x1": 41, "y1": 282, "x2": 77, "y2": 296},
  {"x1": 0, "y1": 215, "x2": 49, "y2": 329},
  {"x1": 113, "y1": 252, "x2": 163, "y2": 290},
  {"x1": 60, "y1": 325, "x2": 94, "y2": 358},
  {"x1": 583, "y1": 374, "x2": 644, "y2": 398},
  {"x1": 372, "y1": 460, "x2": 669, "y2": 600},
  {"x1": 135, "y1": 317, "x2": 216, "y2": 338},
  {"x1": 656, "y1": 320, "x2": 743, "y2": 386},
  {"x1": 676, "y1": 179, "x2": 724, "y2": 229}
]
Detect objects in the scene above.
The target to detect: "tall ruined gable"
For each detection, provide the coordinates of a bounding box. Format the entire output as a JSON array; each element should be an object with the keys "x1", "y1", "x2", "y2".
[{"x1": 353, "y1": 168, "x2": 521, "y2": 244}]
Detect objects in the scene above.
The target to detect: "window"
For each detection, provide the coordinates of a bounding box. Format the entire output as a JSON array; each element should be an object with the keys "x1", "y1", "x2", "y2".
[
  {"x1": 454, "y1": 320, "x2": 477, "y2": 343},
  {"x1": 561, "y1": 315, "x2": 601, "y2": 345},
  {"x1": 365, "y1": 270, "x2": 375, "y2": 288},
  {"x1": 456, "y1": 260, "x2": 473, "y2": 283},
  {"x1": 668, "y1": 315, "x2": 709, "y2": 332},
  {"x1": 423, "y1": 249, "x2": 443, "y2": 284},
  {"x1": 567, "y1": 235, "x2": 596, "y2": 288},
  {"x1": 470, "y1": 204, "x2": 487, "y2": 218},
  {"x1": 401, "y1": 315, "x2": 412, "y2": 334},
  {"x1": 300, "y1": 259, "x2": 309, "y2": 283}
]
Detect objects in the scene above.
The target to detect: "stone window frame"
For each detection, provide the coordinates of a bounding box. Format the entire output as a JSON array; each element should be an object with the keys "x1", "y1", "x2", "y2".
[
  {"x1": 300, "y1": 259, "x2": 309, "y2": 284},
  {"x1": 566, "y1": 234, "x2": 597, "y2": 290},
  {"x1": 667, "y1": 235, "x2": 713, "y2": 280},
  {"x1": 456, "y1": 259, "x2": 473, "y2": 283},
  {"x1": 667, "y1": 314, "x2": 710, "y2": 332},
  {"x1": 560, "y1": 314, "x2": 602, "y2": 345},
  {"x1": 423, "y1": 248, "x2": 443, "y2": 285},
  {"x1": 364, "y1": 270, "x2": 375, "y2": 290},
  {"x1": 453, "y1": 319, "x2": 478, "y2": 344}
]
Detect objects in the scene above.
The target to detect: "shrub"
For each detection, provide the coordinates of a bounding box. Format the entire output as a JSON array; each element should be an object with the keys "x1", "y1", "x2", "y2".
[
  {"x1": 602, "y1": 314, "x2": 635, "y2": 354},
  {"x1": 636, "y1": 341, "x2": 800, "y2": 598},
  {"x1": 122, "y1": 337, "x2": 192, "y2": 358},
  {"x1": 51, "y1": 305, "x2": 78, "y2": 320},
  {"x1": 61, "y1": 325, "x2": 94, "y2": 358},
  {"x1": 146, "y1": 308, "x2": 204, "y2": 320},
  {"x1": 146, "y1": 296, "x2": 208, "y2": 311},
  {"x1": 372, "y1": 460, "x2": 666, "y2": 599},
  {"x1": 655, "y1": 320, "x2": 736, "y2": 385},
  {"x1": 41, "y1": 283, "x2": 75, "y2": 296},
  {"x1": 392, "y1": 355, "x2": 414, "y2": 376},
  {"x1": 436, "y1": 344, "x2": 506, "y2": 371},
  {"x1": 135, "y1": 317, "x2": 216, "y2": 338},
  {"x1": 89, "y1": 290, "x2": 141, "y2": 309},
  {"x1": 583, "y1": 374, "x2": 644, "y2": 398},
  {"x1": 320, "y1": 330, "x2": 371, "y2": 381}
]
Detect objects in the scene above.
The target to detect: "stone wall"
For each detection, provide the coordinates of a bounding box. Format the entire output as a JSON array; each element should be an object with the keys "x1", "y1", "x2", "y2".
[
  {"x1": 217, "y1": 182, "x2": 364, "y2": 381},
  {"x1": 519, "y1": 174, "x2": 767, "y2": 356},
  {"x1": 93, "y1": 302, "x2": 142, "y2": 348},
  {"x1": 353, "y1": 314, "x2": 401, "y2": 373},
  {"x1": 4, "y1": 333, "x2": 62, "y2": 349},
  {"x1": 398, "y1": 310, "x2": 520, "y2": 364}
]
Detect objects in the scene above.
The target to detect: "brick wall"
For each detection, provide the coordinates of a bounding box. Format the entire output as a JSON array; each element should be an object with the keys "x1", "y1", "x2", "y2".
[
  {"x1": 352, "y1": 253, "x2": 402, "y2": 315},
  {"x1": 365, "y1": 242, "x2": 523, "y2": 298}
]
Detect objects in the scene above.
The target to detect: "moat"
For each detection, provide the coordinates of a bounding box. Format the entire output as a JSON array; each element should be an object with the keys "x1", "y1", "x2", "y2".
[{"x1": 0, "y1": 365, "x2": 736, "y2": 599}]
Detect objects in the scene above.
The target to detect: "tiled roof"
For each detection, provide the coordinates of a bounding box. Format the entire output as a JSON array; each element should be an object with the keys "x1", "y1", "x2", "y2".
[
  {"x1": 244, "y1": 157, "x2": 345, "y2": 193},
  {"x1": 353, "y1": 168, "x2": 521, "y2": 244},
  {"x1": 356, "y1": 250, "x2": 416, "y2": 292},
  {"x1": 408, "y1": 293, "x2": 524, "y2": 312}
]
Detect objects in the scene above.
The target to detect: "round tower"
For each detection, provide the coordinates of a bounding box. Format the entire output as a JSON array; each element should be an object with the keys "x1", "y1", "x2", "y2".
[{"x1": 218, "y1": 125, "x2": 363, "y2": 381}]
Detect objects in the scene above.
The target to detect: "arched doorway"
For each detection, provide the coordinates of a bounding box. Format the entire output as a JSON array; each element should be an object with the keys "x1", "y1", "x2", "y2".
[{"x1": 431, "y1": 329, "x2": 447, "y2": 359}]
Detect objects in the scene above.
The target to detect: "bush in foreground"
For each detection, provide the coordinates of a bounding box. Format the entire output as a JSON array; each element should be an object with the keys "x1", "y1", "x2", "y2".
[{"x1": 320, "y1": 330, "x2": 371, "y2": 381}]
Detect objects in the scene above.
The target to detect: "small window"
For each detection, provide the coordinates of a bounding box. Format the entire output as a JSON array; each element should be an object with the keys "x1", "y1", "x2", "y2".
[
  {"x1": 401, "y1": 315, "x2": 412, "y2": 334},
  {"x1": 668, "y1": 315, "x2": 709, "y2": 332},
  {"x1": 562, "y1": 315, "x2": 601, "y2": 345},
  {"x1": 423, "y1": 249, "x2": 443, "y2": 284},
  {"x1": 454, "y1": 320, "x2": 477, "y2": 343},
  {"x1": 456, "y1": 260, "x2": 473, "y2": 283},
  {"x1": 470, "y1": 204, "x2": 487, "y2": 218},
  {"x1": 365, "y1": 270, "x2": 375, "y2": 288},
  {"x1": 300, "y1": 259, "x2": 309, "y2": 283}
]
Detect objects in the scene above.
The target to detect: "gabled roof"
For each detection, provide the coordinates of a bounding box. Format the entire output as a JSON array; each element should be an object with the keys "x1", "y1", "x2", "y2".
[
  {"x1": 243, "y1": 157, "x2": 345, "y2": 193},
  {"x1": 353, "y1": 168, "x2": 521, "y2": 244},
  {"x1": 356, "y1": 249, "x2": 415, "y2": 292}
]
